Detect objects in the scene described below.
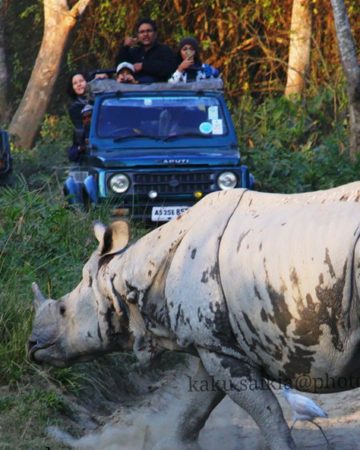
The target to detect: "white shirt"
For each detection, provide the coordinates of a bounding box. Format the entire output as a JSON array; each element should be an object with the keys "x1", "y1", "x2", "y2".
[{"x1": 168, "y1": 66, "x2": 208, "y2": 83}]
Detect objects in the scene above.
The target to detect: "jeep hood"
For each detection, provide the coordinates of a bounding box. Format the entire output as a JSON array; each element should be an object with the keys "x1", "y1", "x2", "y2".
[{"x1": 88, "y1": 147, "x2": 241, "y2": 168}]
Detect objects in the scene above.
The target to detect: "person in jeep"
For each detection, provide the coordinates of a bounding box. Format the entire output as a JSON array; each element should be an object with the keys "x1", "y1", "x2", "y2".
[
  {"x1": 168, "y1": 37, "x2": 219, "y2": 83},
  {"x1": 68, "y1": 104, "x2": 92, "y2": 162},
  {"x1": 66, "y1": 71, "x2": 88, "y2": 130},
  {"x1": 115, "y1": 18, "x2": 176, "y2": 83},
  {"x1": 116, "y1": 62, "x2": 138, "y2": 84}
]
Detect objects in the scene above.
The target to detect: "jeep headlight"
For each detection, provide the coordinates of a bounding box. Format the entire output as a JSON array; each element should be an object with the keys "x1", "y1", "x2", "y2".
[
  {"x1": 217, "y1": 171, "x2": 237, "y2": 190},
  {"x1": 109, "y1": 173, "x2": 130, "y2": 193}
]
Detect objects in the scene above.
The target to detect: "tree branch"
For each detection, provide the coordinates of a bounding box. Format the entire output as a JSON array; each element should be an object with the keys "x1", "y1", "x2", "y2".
[{"x1": 70, "y1": 0, "x2": 92, "y2": 18}]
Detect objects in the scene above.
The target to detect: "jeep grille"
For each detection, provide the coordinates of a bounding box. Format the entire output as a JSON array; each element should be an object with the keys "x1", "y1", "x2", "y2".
[{"x1": 133, "y1": 172, "x2": 213, "y2": 195}]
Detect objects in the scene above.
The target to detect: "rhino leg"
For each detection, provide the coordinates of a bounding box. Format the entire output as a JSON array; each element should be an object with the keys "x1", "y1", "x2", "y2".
[
  {"x1": 197, "y1": 348, "x2": 296, "y2": 450},
  {"x1": 174, "y1": 358, "x2": 225, "y2": 442},
  {"x1": 155, "y1": 359, "x2": 224, "y2": 450}
]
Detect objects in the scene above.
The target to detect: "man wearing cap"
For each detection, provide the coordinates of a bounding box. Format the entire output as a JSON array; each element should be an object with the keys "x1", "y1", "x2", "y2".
[
  {"x1": 116, "y1": 18, "x2": 176, "y2": 83},
  {"x1": 116, "y1": 62, "x2": 138, "y2": 84}
]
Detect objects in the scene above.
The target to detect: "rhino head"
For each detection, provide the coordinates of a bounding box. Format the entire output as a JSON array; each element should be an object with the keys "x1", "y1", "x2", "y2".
[{"x1": 28, "y1": 221, "x2": 134, "y2": 367}]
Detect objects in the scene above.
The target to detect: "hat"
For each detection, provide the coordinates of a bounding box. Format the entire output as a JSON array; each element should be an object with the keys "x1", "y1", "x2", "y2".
[
  {"x1": 178, "y1": 37, "x2": 199, "y2": 53},
  {"x1": 116, "y1": 62, "x2": 135, "y2": 74},
  {"x1": 81, "y1": 104, "x2": 93, "y2": 115}
]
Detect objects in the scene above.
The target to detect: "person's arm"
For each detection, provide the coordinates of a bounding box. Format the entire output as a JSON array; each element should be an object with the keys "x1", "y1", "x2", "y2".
[
  {"x1": 116, "y1": 37, "x2": 138, "y2": 64},
  {"x1": 168, "y1": 70, "x2": 186, "y2": 83},
  {"x1": 68, "y1": 144, "x2": 82, "y2": 162},
  {"x1": 68, "y1": 102, "x2": 83, "y2": 130},
  {"x1": 116, "y1": 46, "x2": 131, "y2": 64},
  {"x1": 68, "y1": 129, "x2": 86, "y2": 162}
]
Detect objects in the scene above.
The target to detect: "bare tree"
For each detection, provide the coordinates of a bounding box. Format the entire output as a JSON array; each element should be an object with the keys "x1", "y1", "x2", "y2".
[
  {"x1": 330, "y1": 0, "x2": 360, "y2": 159},
  {"x1": 0, "y1": 1, "x2": 9, "y2": 124},
  {"x1": 285, "y1": 0, "x2": 312, "y2": 97},
  {"x1": 8, "y1": 0, "x2": 91, "y2": 149}
]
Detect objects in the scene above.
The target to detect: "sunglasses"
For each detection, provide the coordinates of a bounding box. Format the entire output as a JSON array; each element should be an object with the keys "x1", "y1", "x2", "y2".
[{"x1": 138, "y1": 29, "x2": 154, "y2": 34}]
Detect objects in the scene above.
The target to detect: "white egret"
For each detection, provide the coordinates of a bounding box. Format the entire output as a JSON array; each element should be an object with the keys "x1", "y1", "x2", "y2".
[{"x1": 282, "y1": 385, "x2": 330, "y2": 447}]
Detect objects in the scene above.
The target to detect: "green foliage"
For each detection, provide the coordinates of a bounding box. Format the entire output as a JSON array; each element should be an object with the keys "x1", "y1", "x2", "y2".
[
  {"x1": 5, "y1": 1, "x2": 43, "y2": 115},
  {"x1": 19, "y1": 3, "x2": 42, "y2": 24},
  {"x1": 233, "y1": 86, "x2": 359, "y2": 193},
  {"x1": 0, "y1": 114, "x2": 150, "y2": 387},
  {"x1": 0, "y1": 119, "x2": 114, "y2": 384}
]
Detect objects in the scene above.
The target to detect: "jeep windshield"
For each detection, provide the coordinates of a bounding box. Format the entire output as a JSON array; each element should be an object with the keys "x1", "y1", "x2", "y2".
[{"x1": 96, "y1": 96, "x2": 228, "y2": 140}]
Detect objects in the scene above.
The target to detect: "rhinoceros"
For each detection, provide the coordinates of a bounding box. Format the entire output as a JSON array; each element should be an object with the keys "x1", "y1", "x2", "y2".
[{"x1": 28, "y1": 182, "x2": 360, "y2": 450}]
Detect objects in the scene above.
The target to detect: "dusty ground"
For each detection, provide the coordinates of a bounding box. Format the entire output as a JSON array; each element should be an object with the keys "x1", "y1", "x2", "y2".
[
  {"x1": 201, "y1": 388, "x2": 360, "y2": 450},
  {"x1": 47, "y1": 356, "x2": 360, "y2": 450}
]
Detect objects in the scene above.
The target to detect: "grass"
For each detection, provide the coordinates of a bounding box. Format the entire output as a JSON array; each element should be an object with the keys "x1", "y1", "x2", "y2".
[
  {"x1": 0, "y1": 116, "x2": 185, "y2": 448},
  {"x1": 0, "y1": 383, "x2": 73, "y2": 449}
]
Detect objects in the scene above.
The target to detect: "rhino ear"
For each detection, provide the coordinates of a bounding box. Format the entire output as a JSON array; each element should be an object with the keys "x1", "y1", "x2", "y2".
[
  {"x1": 93, "y1": 221, "x2": 107, "y2": 244},
  {"x1": 100, "y1": 220, "x2": 131, "y2": 255}
]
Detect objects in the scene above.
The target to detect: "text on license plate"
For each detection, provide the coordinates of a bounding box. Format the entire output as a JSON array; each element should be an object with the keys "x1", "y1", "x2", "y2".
[{"x1": 151, "y1": 206, "x2": 188, "y2": 221}]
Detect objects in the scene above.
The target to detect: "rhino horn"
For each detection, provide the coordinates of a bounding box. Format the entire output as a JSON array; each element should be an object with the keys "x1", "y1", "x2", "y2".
[{"x1": 31, "y1": 282, "x2": 47, "y2": 309}]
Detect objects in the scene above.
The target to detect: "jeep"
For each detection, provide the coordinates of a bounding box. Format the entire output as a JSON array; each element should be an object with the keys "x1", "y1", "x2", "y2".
[{"x1": 64, "y1": 79, "x2": 254, "y2": 222}]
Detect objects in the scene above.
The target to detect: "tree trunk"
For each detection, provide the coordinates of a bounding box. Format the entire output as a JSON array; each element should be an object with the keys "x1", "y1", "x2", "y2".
[
  {"x1": 0, "y1": 6, "x2": 8, "y2": 124},
  {"x1": 8, "y1": 0, "x2": 91, "y2": 149},
  {"x1": 330, "y1": 0, "x2": 360, "y2": 159},
  {"x1": 285, "y1": 0, "x2": 312, "y2": 97}
]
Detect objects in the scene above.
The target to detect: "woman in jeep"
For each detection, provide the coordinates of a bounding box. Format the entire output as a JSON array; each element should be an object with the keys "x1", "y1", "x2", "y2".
[
  {"x1": 67, "y1": 71, "x2": 89, "y2": 130},
  {"x1": 168, "y1": 37, "x2": 219, "y2": 83}
]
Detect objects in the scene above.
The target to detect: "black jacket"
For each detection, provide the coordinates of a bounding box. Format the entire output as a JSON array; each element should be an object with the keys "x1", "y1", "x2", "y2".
[
  {"x1": 116, "y1": 41, "x2": 176, "y2": 83},
  {"x1": 68, "y1": 125, "x2": 89, "y2": 162},
  {"x1": 68, "y1": 96, "x2": 88, "y2": 130}
]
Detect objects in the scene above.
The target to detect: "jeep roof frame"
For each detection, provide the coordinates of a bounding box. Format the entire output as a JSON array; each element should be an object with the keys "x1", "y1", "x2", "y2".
[{"x1": 87, "y1": 78, "x2": 224, "y2": 99}]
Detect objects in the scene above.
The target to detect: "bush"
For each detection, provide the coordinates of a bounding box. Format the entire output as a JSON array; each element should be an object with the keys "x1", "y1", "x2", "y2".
[{"x1": 232, "y1": 87, "x2": 360, "y2": 193}]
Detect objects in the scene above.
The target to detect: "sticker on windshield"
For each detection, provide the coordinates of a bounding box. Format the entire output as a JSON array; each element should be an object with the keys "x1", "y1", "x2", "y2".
[
  {"x1": 211, "y1": 119, "x2": 223, "y2": 135},
  {"x1": 144, "y1": 99, "x2": 152, "y2": 106},
  {"x1": 199, "y1": 122, "x2": 213, "y2": 134},
  {"x1": 208, "y1": 106, "x2": 219, "y2": 120}
]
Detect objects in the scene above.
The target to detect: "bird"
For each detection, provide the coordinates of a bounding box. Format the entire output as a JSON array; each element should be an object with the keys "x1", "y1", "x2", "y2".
[{"x1": 282, "y1": 385, "x2": 330, "y2": 447}]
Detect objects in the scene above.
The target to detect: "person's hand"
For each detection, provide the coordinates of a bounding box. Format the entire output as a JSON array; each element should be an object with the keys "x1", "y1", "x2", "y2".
[
  {"x1": 124, "y1": 74, "x2": 137, "y2": 84},
  {"x1": 178, "y1": 57, "x2": 194, "y2": 73},
  {"x1": 78, "y1": 145, "x2": 86, "y2": 154},
  {"x1": 133, "y1": 63, "x2": 143, "y2": 73},
  {"x1": 124, "y1": 36, "x2": 137, "y2": 47}
]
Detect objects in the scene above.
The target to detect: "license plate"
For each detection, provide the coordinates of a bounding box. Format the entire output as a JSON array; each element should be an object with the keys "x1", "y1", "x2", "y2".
[{"x1": 151, "y1": 206, "x2": 188, "y2": 222}]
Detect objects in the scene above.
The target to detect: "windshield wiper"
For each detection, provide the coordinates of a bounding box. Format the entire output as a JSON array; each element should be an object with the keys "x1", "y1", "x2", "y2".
[
  {"x1": 162, "y1": 132, "x2": 212, "y2": 142},
  {"x1": 113, "y1": 132, "x2": 161, "y2": 142}
]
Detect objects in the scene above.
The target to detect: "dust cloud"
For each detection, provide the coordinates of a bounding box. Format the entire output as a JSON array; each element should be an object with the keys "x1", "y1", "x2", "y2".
[{"x1": 47, "y1": 357, "x2": 360, "y2": 450}]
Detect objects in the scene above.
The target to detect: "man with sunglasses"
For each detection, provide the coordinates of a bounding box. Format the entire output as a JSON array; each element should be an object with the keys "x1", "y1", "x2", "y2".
[{"x1": 116, "y1": 18, "x2": 176, "y2": 83}]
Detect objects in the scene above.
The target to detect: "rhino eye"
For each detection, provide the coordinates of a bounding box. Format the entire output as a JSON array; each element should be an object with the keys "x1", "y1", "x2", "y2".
[{"x1": 59, "y1": 304, "x2": 66, "y2": 316}]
